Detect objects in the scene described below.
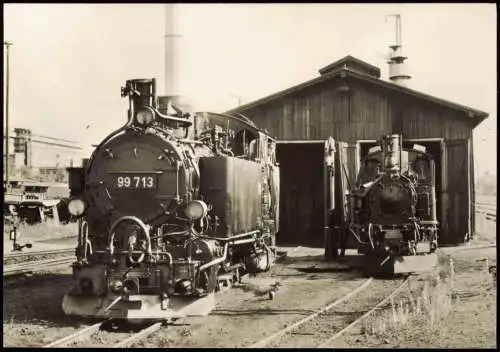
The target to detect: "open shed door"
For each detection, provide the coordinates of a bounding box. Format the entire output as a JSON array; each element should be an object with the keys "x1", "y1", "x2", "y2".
[
  {"x1": 324, "y1": 141, "x2": 351, "y2": 258},
  {"x1": 323, "y1": 138, "x2": 336, "y2": 257},
  {"x1": 443, "y1": 139, "x2": 471, "y2": 244},
  {"x1": 276, "y1": 139, "x2": 335, "y2": 247},
  {"x1": 338, "y1": 141, "x2": 360, "y2": 251}
]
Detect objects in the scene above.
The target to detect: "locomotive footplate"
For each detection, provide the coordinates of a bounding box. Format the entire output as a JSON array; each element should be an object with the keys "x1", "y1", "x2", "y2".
[
  {"x1": 365, "y1": 253, "x2": 438, "y2": 275},
  {"x1": 62, "y1": 293, "x2": 215, "y2": 320}
]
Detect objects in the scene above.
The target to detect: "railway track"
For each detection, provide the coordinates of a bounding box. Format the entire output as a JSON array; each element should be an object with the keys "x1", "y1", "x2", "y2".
[
  {"x1": 318, "y1": 277, "x2": 410, "y2": 348},
  {"x1": 36, "y1": 246, "x2": 303, "y2": 347},
  {"x1": 3, "y1": 256, "x2": 75, "y2": 277},
  {"x1": 475, "y1": 202, "x2": 496, "y2": 222},
  {"x1": 43, "y1": 320, "x2": 164, "y2": 348},
  {"x1": 454, "y1": 244, "x2": 497, "y2": 253},
  {"x1": 4, "y1": 248, "x2": 75, "y2": 261},
  {"x1": 249, "y1": 276, "x2": 410, "y2": 348}
]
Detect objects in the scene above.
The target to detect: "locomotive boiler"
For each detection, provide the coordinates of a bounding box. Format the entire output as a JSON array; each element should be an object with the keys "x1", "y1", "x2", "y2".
[
  {"x1": 63, "y1": 78, "x2": 279, "y2": 320},
  {"x1": 349, "y1": 134, "x2": 438, "y2": 274}
]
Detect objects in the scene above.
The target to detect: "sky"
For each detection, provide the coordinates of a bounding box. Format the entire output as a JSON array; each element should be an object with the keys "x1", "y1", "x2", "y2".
[{"x1": 3, "y1": 3, "x2": 497, "y2": 175}]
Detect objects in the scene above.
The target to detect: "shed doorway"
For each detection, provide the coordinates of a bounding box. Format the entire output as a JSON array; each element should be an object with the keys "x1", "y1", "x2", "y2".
[{"x1": 276, "y1": 140, "x2": 335, "y2": 247}]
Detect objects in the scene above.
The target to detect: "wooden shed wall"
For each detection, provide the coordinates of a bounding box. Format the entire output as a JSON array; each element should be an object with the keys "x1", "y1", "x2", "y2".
[
  {"x1": 242, "y1": 78, "x2": 473, "y2": 142},
  {"x1": 239, "y1": 77, "x2": 474, "y2": 244}
]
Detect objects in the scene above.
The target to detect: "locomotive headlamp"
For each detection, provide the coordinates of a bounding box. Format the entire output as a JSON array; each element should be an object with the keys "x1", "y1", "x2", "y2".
[
  {"x1": 184, "y1": 200, "x2": 208, "y2": 220},
  {"x1": 68, "y1": 198, "x2": 86, "y2": 216},
  {"x1": 135, "y1": 107, "x2": 155, "y2": 126}
]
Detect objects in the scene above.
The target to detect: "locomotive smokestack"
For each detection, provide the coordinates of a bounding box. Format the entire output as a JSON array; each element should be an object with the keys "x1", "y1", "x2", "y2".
[
  {"x1": 121, "y1": 79, "x2": 157, "y2": 122},
  {"x1": 381, "y1": 134, "x2": 402, "y2": 174},
  {"x1": 164, "y1": 4, "x2": 182, "y2": 105}
]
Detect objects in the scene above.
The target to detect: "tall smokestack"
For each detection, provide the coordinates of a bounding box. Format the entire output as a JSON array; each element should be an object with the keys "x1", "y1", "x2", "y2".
[
  {"x1": 381, "y1": 134, "x2": 402, "y2": 174},
  {"x1": 164, "y1": 4, "x2": 182, "y2": 104},
  {"x1": 385, "y1": 14, "x2": 411, "y2": 87}
]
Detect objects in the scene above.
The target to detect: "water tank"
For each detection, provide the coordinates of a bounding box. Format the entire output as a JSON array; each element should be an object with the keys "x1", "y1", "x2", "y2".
[{"x1": 389, "y1": 61, "x2": 411, "y2": 80}]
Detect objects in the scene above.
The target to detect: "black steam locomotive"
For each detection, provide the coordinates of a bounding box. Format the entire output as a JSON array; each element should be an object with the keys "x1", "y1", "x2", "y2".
[
  {"x1": 63, "y1": 79, "x2": 279, "y2": 320},
  {"x1": 349, "y1": 134, "x2": 438, "y2": 274}
]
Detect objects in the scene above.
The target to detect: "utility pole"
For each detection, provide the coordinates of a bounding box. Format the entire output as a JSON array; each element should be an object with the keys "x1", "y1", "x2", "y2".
[{"x1": 4, "y1": 41, "x2": 13, "y2": 187}]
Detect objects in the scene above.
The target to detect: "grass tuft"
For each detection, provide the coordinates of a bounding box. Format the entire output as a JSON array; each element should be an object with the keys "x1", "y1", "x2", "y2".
[{"x1": 362, "y1": 270, "x2": 455, "y2": 338}]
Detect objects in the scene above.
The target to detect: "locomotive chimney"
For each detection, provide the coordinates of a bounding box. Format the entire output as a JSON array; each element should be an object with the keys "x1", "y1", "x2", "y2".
[
  {"x1": 381, "y1": 134, "x2": 402, "y2": 174},
  {"x1": 121, "y1": 79, "x2": 157, "y2": 121}
]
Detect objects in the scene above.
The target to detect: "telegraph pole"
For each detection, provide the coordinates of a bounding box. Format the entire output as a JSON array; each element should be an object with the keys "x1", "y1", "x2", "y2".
[{"x1": 4, "y1": 41, "x2": 13, "y2": 187}]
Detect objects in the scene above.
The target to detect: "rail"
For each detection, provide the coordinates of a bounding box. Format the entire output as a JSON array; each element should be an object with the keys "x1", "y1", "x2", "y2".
[
  {"x1": 318, "y1": 277, "x2": 410, "y2": 348},
  {"x1": 43, "y1": 320, "x2": 164, "y2": 348},
  {"x1": 3, "y1": 256, "x2": 75, "y2": 277},
  {"x1": 249, "y1": 276, "x2": 410, "y2": 348},
  {"x1": 39, "y1": 246, "x2": 300, "y2": 347},
  {"x1": 475, "y1": 202, "x2": 496, "y2": 223},
  {"x1": 4, "y1": 248, "x2": 75, "y2": 260},
  {"x1": 249, "y1": 277, "x2": 374, "y2": 348}
]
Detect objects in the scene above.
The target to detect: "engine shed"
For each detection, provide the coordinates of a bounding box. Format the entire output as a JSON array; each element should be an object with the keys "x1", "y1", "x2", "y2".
[{"x1": 225, "y1": 55, "x2": 489, "y2": 247}]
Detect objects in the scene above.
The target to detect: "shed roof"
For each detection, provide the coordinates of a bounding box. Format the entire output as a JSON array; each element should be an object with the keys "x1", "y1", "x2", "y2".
[
  {"x1": 226, "y1": 56, "x2": 489, "y2": 126},
  {"x1": 318, "y1": 55, "x2": 381, "y2": 78}
]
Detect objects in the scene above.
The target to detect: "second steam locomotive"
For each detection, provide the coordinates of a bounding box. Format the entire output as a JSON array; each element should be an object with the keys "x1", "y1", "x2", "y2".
[
  {"x1": 348, "y1": 134, "x2": 439, "y2": 274},
  {"x1": 63, "y1": 79, "x2": 280, "y2": 320}
]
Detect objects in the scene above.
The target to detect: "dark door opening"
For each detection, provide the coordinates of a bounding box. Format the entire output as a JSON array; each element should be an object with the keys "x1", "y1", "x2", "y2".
[{"x1": 276, "y1": 142, "x2": 326, "y2": 247}]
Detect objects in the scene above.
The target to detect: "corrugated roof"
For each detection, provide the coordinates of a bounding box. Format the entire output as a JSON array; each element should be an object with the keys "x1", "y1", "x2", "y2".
[{"x1": 225, "y1": 58, "x2": 489, "y2": 126}]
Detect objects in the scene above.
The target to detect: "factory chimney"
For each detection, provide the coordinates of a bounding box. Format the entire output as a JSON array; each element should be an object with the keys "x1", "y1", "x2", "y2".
[
  {"x1": 164, "y1": 4, "x2": 182, "y2": 106},
  {"x1": 385, "y1": 14, "x2": 411, "y2": 86}
]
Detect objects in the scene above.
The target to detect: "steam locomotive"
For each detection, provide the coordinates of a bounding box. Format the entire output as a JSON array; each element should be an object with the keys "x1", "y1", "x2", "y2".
[
  {"x1": 63, "y1": 79, "x2": 279, "y2": 320},
  {"x1": 349, "y1": 134, "x2": 438, "y2": 274}
]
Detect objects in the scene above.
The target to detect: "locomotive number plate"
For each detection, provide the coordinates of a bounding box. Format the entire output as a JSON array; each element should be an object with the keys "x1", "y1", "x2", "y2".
[{"x1": 113, "y1": 174, "x2": 157, "y2": 189}]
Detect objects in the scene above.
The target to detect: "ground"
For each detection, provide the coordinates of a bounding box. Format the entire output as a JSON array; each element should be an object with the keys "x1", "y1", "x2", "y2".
[
  {"x1": 2, "y1": 220, "x2": 497, "y2": 348},
  {"x1": 332, "y1": 242, "x2": 496, "y2": 348}
]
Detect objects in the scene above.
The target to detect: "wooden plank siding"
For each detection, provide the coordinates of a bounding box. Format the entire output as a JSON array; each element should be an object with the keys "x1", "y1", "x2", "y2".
[
  {"x1": 243, "y1": 78, "x2": 473, "y2": 142},
  {"x1": 391, "y1": 95, "x2": 472, "y2": 139},
  {"x1": 443, "y1": 139, "x2": 472, "y2": 243},
  {"x1": 238, "y1": 77, "x2": 475, "y2": 244}
]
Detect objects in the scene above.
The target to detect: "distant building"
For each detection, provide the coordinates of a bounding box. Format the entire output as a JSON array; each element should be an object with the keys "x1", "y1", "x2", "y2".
[
  {"x1": 4, "y1": 128, "x2": 80, "y2": 182},
  {"x1": 38, "y1": 166, "x2": 68, "y2": 183}
]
